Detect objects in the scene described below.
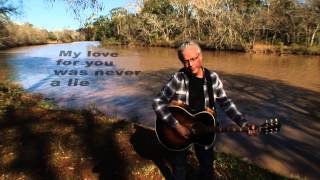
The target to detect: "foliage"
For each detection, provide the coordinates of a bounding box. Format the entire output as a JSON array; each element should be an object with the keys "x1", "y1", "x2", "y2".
[
  {"x1": 0, "y1": 0, "x2": 95, "y2": 49},
  {"x1": 0, "y1": 0, "x2": 18, "y2": 19},
  {"x1": 0, "y1": 21, "x2": 85, "y2": 49},
  {"x1": 0, "y1": 82, "x2": 29, "y2": 118},
  {"x1": 82, "y1": 0, "x2": 320, "y2": 51},
  {"x1": 47, "y1": 0, "x2": 104, "y2": 22}
]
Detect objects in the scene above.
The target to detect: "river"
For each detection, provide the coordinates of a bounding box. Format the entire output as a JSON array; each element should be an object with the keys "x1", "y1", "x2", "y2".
[{"x1": 0, "y1": 41, "x2": 319, "y2": 179}]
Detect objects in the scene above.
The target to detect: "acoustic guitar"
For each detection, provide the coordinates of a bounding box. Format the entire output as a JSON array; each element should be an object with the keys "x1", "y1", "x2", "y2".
[{"x1": 155, "y1": 102, "x2": 281, "y2": 151}]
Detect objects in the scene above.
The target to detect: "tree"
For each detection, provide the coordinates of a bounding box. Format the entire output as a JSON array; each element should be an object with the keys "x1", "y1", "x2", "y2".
[
  {"x1": 48, "y1": 0, "x2": 104, "y2": 18},
  {"x1": 0, "y1": 0, "x2": 19, "y2": 46},
  {"x1": 305, "y1": 0, "x2": 320, "y2": 46},
  {"x1": 0, "y1": 0, "x2": 18, "y2": 17}
]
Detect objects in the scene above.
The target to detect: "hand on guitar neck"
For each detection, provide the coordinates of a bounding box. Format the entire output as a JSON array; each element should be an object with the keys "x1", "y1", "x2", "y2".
[{"x1": 246, "y1": 123, "x2": 258, "y2": 136}]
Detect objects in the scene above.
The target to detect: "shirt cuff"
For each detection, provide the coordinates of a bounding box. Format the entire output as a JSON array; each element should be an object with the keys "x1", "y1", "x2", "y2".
[
  {"x1": 241, "y1": 121, "x2": 248, "y2": 128},
  {"x1": 234, "y1": 114, "x2": 248, "y2": 127}
]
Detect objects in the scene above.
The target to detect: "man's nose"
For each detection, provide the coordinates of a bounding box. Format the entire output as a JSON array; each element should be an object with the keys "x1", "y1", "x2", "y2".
[{"x1": 189, "y1": 60, "x2": 195, "y2": 66}]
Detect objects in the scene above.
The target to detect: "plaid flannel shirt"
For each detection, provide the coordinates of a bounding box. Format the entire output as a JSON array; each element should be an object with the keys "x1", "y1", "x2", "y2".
[{"x1": 152, "y1": 69, "x2": 248, "y2": 128}]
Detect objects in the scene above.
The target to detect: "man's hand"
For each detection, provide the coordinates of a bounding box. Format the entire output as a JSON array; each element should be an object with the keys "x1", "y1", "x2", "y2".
[
  {"x1": 246, "y1": 123, "x2": 258, "y2": 136},
  {"x1": 174, "y1": 123, "x2": 190, "y2": 139}
]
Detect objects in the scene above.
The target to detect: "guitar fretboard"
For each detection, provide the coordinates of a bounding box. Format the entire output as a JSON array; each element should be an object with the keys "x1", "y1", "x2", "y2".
[{"x1": 211, "y1": 127, "x2": 249, "y2": 133}]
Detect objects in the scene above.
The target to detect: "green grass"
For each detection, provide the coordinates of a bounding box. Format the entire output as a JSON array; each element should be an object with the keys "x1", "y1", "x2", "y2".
[{"x1": 213, "y1": 152, "x2": 294, "y2": 180}]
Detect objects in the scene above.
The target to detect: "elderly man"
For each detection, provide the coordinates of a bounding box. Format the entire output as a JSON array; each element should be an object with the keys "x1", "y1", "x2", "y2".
[{"x1": 152, "y1": 40, "x2": 256, "y2": 180}]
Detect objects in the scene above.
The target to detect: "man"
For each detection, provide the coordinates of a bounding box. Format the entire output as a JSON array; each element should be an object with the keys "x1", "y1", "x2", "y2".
[{"x1": 152, "y1": 40, "x2": 256, "y2": 180}]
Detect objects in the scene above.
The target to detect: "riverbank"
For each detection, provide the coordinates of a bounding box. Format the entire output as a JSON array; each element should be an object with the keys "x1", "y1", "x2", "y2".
[
  {"x1": 0, "y1": 22, "x2": 85, "y2": 50},
  {"x1": 0, "y1": 81, "x2": 298, "y2": 179},
  {"x1": 250, "y1": 43, "x2": 320, "y2": 56},
  {"x1": 0, "y1": 40, "x2": 79, "y2": 50},
  {"x1": 2, "y1": 38, "x2": 319, "y2": 56},
  {"x1": 101, "y1": 40, "x2": 320, "y2": 56}
]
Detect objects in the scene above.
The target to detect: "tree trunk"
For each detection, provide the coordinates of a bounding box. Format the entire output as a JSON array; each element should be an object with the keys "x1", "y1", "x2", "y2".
[{"x1": 309, "y1": 24, "x2": 319, "y2": 47}]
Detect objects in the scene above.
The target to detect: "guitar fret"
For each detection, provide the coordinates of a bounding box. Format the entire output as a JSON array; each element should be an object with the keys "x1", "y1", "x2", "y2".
[{"x1": 214, "y1": 127, "x2": 248, "y2": 132}]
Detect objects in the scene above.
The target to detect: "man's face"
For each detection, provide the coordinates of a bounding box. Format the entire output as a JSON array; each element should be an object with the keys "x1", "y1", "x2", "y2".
[{"x1": 181, "y1": 46, "x2": 203, "y2": 76}]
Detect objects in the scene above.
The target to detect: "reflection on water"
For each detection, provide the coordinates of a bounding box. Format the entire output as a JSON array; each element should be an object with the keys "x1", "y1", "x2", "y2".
[{"x1": 0, "y1": 42, "x2": 319, "y2": 126}]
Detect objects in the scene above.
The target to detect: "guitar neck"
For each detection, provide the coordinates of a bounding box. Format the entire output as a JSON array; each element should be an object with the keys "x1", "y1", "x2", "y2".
[{"x1": 211, "y1": 127, "x2": 255, "y2": 133}]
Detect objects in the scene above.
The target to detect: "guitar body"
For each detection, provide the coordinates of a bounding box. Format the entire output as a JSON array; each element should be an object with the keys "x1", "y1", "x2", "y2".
[{"x1": 155, "y1": 104, "x2": 217, "y2": 151}]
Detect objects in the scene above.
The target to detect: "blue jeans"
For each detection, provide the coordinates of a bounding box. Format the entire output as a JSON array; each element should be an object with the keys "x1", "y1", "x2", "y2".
[{"x1": 171, "y1": 145, "x2": 214, "y2": 180}]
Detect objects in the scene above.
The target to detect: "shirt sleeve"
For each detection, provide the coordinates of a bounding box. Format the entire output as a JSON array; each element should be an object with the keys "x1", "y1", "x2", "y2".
[
  {"x1": 212, "y1": 72, "x2": 248, "y2": 127},
  {"x1": 152, "y1": 73, "x2": 180, "y2": 127}
]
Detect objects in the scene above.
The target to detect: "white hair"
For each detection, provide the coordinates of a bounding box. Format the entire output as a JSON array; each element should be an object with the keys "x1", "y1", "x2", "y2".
[{"x1": 177, "y1": 40, "x2": 202, "y2": 61}]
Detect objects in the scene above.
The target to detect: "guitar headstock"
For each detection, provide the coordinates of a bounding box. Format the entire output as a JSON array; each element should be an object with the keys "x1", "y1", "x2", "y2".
[{"x1": 259, "y1": 118, "x2": 281, "y2": 135}]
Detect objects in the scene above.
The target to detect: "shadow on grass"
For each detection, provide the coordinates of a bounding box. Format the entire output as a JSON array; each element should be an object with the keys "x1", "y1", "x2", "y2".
[
  {"x1": 0, "y1": 84, "x2": 129, "y2": 179},
  {"x1": 129, "y1": 125, "x2": 174, "y2": 179},
  {"x1": 81, "y1": 111, "x2": 128, "y2": 180},
  {"x1": 130, "y1": 124, "x2": 219, "y2": 180},
  {"x1": 0, "y1": 98, "x2": 57, "y2": 179}
]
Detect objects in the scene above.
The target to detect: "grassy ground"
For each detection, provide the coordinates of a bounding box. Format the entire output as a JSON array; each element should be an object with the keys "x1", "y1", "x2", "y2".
[{"x1": 0, "y1": 81, "x2": 298, "y2": 179}]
